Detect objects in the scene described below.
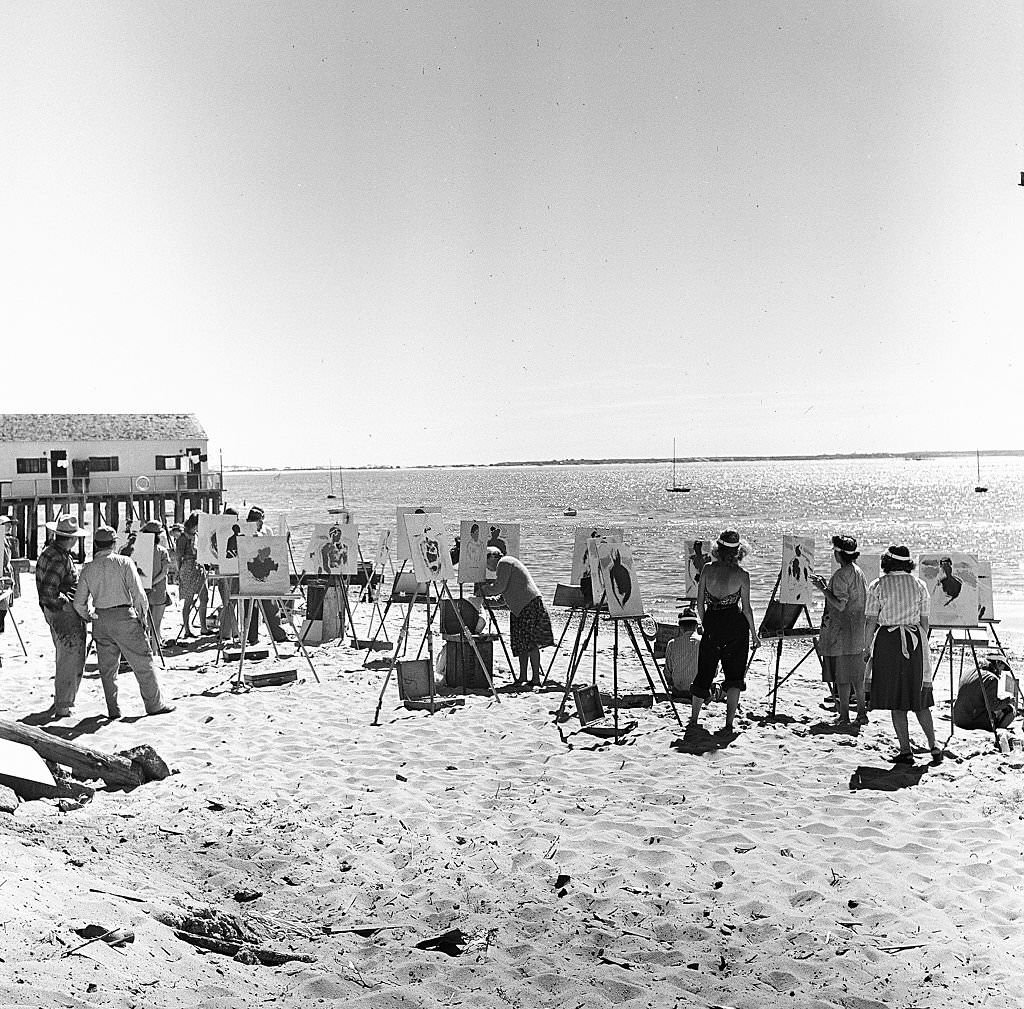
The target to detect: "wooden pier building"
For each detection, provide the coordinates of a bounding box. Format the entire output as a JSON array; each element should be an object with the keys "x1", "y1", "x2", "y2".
[{"x1": 0, "y1": 413, "x2": 223, "y2": 558}]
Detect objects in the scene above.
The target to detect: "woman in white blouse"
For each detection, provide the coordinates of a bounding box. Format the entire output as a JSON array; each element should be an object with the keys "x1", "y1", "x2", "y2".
[{"x1": 863, "y1": 545, "x2": 940, "y2": 764}]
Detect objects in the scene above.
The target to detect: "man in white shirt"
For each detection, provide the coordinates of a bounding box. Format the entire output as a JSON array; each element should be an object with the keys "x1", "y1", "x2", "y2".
[{"x1": 73, "y1": 526, "x2": 174, "y2": 720}]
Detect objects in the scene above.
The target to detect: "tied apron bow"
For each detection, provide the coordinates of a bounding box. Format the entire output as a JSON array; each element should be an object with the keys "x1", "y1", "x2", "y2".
[{"x1": 871, "y1": 624, "x2": 920, "y2": 660}]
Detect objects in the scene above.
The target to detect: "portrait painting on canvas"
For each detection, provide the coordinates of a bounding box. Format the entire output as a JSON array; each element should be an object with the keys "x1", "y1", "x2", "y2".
[
  {"x1": 590, "y1": 539, "x2": 644, "y2": 618},
  {"x1": 395, "y1": 505, "x2": 441, "y2": 562},
  {"x1": 570, "y1": 527, "x2": 624, "y2": 585},
  {"x1": 124, "y1": 531, "x2": 156, "y2": 591},
  {"x1": 919, "y1": 552, "x2": 979, "y2": 628},
  {"x1": 403, "y1": 511, "x2": 456, "y2": 583},
  {"x1": 780, "y1": 535, "x2": 814, "y2": 605},
  {"x1": 374, "y1": 528, "x2": 393, "y2": 572},
  {"x1": 237, "y1": 535, "x2": 291, "y2": 597},
  {"x1": 484, "y1": 522, "x2": 520, "y2": 559},
  {"x1": 683, "y1": 539, "x2": 714, "y2": 598},
  {"x1": 305, "y1": 523, "x2": 360, "y2": 576},
  {"x1": 458, "y1": 519, "x2": 490, "y2": 584}
]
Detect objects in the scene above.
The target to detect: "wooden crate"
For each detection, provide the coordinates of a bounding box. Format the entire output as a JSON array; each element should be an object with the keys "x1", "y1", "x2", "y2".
[
  {"x1": 243, "y1": 668, "x2": 297, "y2": 688},
  {"x1": 443, "y1": 636, "x2": 493, "y2": 689}
]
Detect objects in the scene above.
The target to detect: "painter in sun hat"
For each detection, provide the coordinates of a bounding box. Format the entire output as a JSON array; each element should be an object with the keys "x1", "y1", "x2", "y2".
[
  {"x1": 831, "y1": 534, "x2": 860, "y2": 558},
  {"x1": 141, "y1": 520, "x2": 163, "y2": 535},
  {"x1": 45, "y1": 515, "x2": 88, "y2": 538},
  {"x1": 711, "y1": 529, "x2": 749, "y2": 562}
]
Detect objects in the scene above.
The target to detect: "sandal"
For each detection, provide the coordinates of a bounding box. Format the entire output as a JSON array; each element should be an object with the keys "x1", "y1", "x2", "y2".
[{"x1": 890, "y1": 751, "x2": 914, "y2": 765}]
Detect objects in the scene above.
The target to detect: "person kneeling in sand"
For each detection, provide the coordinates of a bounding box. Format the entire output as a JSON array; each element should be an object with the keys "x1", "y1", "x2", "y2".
[
  {"x1": 476, "y1": 546, "x2": 554, "y2": 688},
  {"x1": 664, "y1": 608, "x2": 701, "y2": 698},
  {"x1": 953, "y1": 657, "x2": 1016, "y2": 731},
  {"x1": 73, "y1": 526, "x2": 175, "y2": 720}
]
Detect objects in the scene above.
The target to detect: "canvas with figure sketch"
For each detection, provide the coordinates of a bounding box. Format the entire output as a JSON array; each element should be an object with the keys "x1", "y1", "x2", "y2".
[
  {"x1": 395, "y1": 505, "x2": 441, "y2": 562},
  {"x1": 570, "y1": 527, "x2": 624, "y2": 585},
  {"x1": 919, "y1": 552, "x2": 979, "y2": 628},
  {"x1": 780, "y1": 535, "x2": 814, "y2": 605},
  {"x1": 683, "y1": 539, "x2": 714, "y2": 598},
  {"x1": 403, "y1": 511, "x2": 456, "y2": 583},
  {"x1": 125, "y1": 531, "x2": 156, "y2": 591},
  {"x1": 458, "y1": 519, "x2": 490, "y2": 584},
  {"x1": 305, "y1": 523, "x2": 360, "y2": 576},
  {"x1": 588, "y1": 538, "x2": 644, "y2": 618}
]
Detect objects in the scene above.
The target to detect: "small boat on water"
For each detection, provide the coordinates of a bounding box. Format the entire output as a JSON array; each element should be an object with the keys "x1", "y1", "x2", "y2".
[
  {"x1": 975, "y1": 449, "x2": 988, "y2": 493},
  {"x1": 666, "y1": 438, "x2": 690, "y2": 493},
  {"x1": 563, "y1": 508, "x2": 577, "y2": 517},
  {"x1": 327, "y1": 461, "x2": 338, "y2": 499}
]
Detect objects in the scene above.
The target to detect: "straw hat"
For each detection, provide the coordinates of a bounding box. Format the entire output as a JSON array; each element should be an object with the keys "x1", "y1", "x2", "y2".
[
  {"x1": 716, "y1": 530, "x2": 741, "y2": 550},
  {"x1": 831, "y1": 534, "x2": 858, "y2": 555},
  {"x1": 45, "y1": 515, "x2": 87, "y2": 538},
  {"x1": 883, "y1": 545, "x2": 912, "y2": 563},
  {"x1": 141, "y1": 520, "x2": 162, "y2": 534}
]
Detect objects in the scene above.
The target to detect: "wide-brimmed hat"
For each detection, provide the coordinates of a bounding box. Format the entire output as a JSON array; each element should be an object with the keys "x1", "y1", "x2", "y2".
[
  {"x1": 141, "y1": 520, "x2": 162, "y2": 534},
  {"x1": 883, "y1": 545, "x2": 912, "y2": 563},
  {"x1": 46, "y1": 515, "x2": 88, "y2": 538},
  {"x1": 93, "y1": 525, "x2": 117, "y2": 547},
  {"x1": 0, "y1": 515, "x2": 11, "y2": 526},
  {"x1": 831, "y1": 534, "x2": 858, "y2": 555},
  {"x1": 716, "y1": 530, "x2": 741, "y2": 550}
]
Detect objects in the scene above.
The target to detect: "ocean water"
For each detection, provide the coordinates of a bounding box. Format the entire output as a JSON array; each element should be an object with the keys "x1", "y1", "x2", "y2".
[{"x1": 222, "y1": 456, "x2": 1024, "y2": 634}]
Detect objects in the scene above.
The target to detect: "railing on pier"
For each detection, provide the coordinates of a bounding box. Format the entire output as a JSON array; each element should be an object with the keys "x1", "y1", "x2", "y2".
[{"x1": 0, "y1": 471, "x2": 223, "y2": 501}]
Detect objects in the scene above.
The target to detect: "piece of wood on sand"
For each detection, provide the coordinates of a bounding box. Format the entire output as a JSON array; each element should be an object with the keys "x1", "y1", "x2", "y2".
[{"x1": 0, "y1": 718, "x2": 152, "y2": 790}]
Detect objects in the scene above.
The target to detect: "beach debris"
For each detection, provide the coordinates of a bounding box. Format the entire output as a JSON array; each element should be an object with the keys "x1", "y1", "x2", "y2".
[
  {"x1": 64, "y1": 925, "x2": 135, "y2": 957},
  {"x1": 324, "y1": 921, "x2": 409, "y2": 937},
  {"x1": 0, "y1": 783, "x2": 20, "y2": 813},
  {"x1": 89, "y1": 887, "x2": 149, "y2": 904},
  {"x1": 0, "y1": 718, "x2": 163, "y2": 791},
  {"x1": 152, "y1": 905, "x2": 315, "y2": 967},
  {"x1": 555, "y1": 873, "x2": 571, "y2": 897},
  {"x1": 234, "y1": 889, "x2": 263, "y2": 903},
  {"x1": 414, "y1": 927, "x2": 495, "y2": 957}
]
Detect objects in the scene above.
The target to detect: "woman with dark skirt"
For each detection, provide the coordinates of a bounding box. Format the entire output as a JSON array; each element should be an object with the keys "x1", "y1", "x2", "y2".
[
  {"x1": 478, "y1": 546, "x2": 554, "y2": 688},
  {"x1": 690, "y1": 530, "x2": 760, "y2": 734},
  {"x1": 176, "y1": 512, "x2": 209, "y2": 638},
  {"x1": 863, "y1": 545, "x2": 940, "y2": 763}
]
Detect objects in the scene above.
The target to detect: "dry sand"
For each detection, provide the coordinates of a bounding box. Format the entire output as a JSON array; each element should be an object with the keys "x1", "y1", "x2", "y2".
[{"x1": 1, "y1": 579, "x2": 1023, "y2": 1009}]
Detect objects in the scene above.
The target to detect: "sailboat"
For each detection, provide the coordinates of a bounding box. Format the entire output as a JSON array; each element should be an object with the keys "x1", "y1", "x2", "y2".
[
  {"x1": 666, "y1": 438, "x2": 691, "y2": 493},
  {"x1": 974, "y1": 449, "x2": 988, "y2": 493},
  {"x1": 328, "y1": 465, "x2": 350, "y2": 521},
  {"x1": 327, "y1": 460, "x2": 337, "y2": 499}
]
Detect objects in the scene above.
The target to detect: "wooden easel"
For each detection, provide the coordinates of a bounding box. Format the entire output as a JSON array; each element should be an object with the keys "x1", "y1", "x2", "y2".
[
  {"x1": 555, "y1": 596, "x2": 682, "y2": 741},
  {"x1": 372, "y1": 578, "x2": 500, "y2": 724},
  {"x1": 543, "y1": 584, "x2": 591, "y2": 683},
  {"x1": 361, "y1": 558, "x2": 408, "y2": 658},
  {"x1": 0, "y1": 588, "x2": 27, "y2": 665},
  {"x1": 230, "y1": 592, "x2": 319, "y2": 686},
  {"x1": 758, "y1": 571, "x2": 820, "y2": 720},
  {"x1": 931, "y1": 623, "x2": 1003, "y2": 745}
]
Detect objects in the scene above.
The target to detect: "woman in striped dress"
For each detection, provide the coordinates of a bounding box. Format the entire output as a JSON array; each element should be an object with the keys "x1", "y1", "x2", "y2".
[{"x1": 863, "y1": 545, "x2": 940, "y2": 764}]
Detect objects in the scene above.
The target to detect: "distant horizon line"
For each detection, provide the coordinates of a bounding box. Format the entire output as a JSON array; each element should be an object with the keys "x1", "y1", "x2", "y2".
[{"x1": 220, "y1": 448, "x2": 1024, "y2": 473}]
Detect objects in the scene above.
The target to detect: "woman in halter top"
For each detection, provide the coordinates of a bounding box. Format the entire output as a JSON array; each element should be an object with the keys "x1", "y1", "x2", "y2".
[{"x1": 690, "y1": 530, "x2": 760, "y2": 734}]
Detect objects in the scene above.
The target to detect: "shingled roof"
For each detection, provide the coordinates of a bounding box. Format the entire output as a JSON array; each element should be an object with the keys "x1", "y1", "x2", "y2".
[{"x1": 0, "y1": 414, "x2": 208, "y2": 442}]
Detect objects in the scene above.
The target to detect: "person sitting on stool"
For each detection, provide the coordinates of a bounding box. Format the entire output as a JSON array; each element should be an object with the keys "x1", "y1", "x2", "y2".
[
  {"x1": 244, "y1": 506, "x2": 289, "y2": 645},
  {"x1": 953, "y1": 657, "x2": 1016, "y2": 731},
  {"x1": 664, "y1": 607, "x2": 701, "y2": 698},
  {"x1": 73, "y1": 525, "x2": 175, "y2": 720}
]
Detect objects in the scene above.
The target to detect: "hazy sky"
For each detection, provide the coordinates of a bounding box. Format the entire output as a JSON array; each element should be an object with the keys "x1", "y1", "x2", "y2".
[{"x1": 3, "y1": 3, "x2": 1021, "y2": 467}]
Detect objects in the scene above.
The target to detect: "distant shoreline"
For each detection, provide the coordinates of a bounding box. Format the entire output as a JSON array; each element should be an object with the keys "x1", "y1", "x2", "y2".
[{"x1": 222, "y1": 449, "x2": 1024, "y2": 473}]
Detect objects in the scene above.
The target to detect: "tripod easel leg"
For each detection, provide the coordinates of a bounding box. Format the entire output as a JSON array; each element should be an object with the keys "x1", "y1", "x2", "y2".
[
  {"x1": 624, "y1": 618, "x2": 683, "y2": 727},
  {"x1": 440, "y1": 583, "x2": 500, "y2": 702},
  {"x1": 555, "y1": 609, "x2": 602, "y2": 721},
  {"x1": 372, "y1": 597, "x2": 416, "y2": 725},
  {"x1": 543, "y1": 606, "x2": 579, "y2": 681}
]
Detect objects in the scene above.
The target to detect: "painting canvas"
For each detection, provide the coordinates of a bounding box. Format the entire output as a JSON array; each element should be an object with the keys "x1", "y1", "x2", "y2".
[
  {"x1": 570, "y1": 527, "x2": 624, "y2": 585},
  {"x1": 125, "y1": 531, "x2": 156, "y2": 591},
  {"x1": 114, "y1": 516, "x2": 142, "y2": 553},
  {"x1": 237, "y1": 535, "x2": 291, "y2": 596},
  {"x1": 484, "y1": 522, "x2": 520, "y2": 560},
  {"x1": 395, "y1": 505, "x2": 441, "y2": 562},
  {"x1": 374, "y1": 528, "x2": 393, "y2": 572},
  {"x1": 211, "y1": 517, "x2": 257, "y2": 575},
  {"x1": 590, "y1": 539, "x2": 644, "y2": 618},
  {"x1": 458, "y1": 519, "x2": 490, "y2": 584},
  {"x1": 404, "y1": 511, "x2": 456, "y2": 583},
  {"x1": 305, "y1": 523, "x2": 360, "y2": 576},
  {"x1": 196, "y1": 512, "x2": 219, "y2": 566},
  {"x1": 780, "y1": 535, "x2": 814, "y2": 605},
  {"x1": 974, "y1": 558, "x2": 995, "y2": 622},
  {"x1": 683, "y1": 539, "x2": 714, "y2": 598},
  {"x1": 919, "y1": 552, "x2": 979, "y2": 628}
]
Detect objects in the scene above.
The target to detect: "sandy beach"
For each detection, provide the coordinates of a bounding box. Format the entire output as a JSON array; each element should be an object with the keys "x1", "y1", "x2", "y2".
[{"x1": 1, "y1": 577, "x2": 1022, "y2": 1009}]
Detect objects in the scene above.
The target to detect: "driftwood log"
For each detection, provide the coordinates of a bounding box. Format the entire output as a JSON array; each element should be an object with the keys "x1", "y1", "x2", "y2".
[
  {"x1": 0, "y1": 719, "x2": 143, "y2": 789},
  {"x1": 172, "y1": 930, "x2": 316, "y2": 966}
]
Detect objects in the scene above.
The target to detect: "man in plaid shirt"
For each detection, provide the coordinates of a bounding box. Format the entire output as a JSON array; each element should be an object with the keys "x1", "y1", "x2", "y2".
[{"x1": 35, "y1": 515, "x2": 88, "y2": 719}]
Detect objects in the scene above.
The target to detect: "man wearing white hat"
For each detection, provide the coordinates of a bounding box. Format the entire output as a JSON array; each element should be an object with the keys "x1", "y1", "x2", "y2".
[
  {"x1": 73, "y1": 525, "x2": 174, "y2": 720},
  {"x1": 35, "y1": 515, "x2": 89, "y2": 719}
]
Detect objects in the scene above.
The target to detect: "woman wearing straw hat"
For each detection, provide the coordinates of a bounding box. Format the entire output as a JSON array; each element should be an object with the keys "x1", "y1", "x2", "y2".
[
  {"x1": 35, "y1": 515, "x2": 89, "y2": 719},
  {"x1": 690, "y1": 531, "x2": 760, "y2": 734},
  {"x1": 863, "y1": 545, "x2": 940, "y2": 764},
  {"x1": 810, "y1": 534, "x2": 868, "y2": 726}
]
